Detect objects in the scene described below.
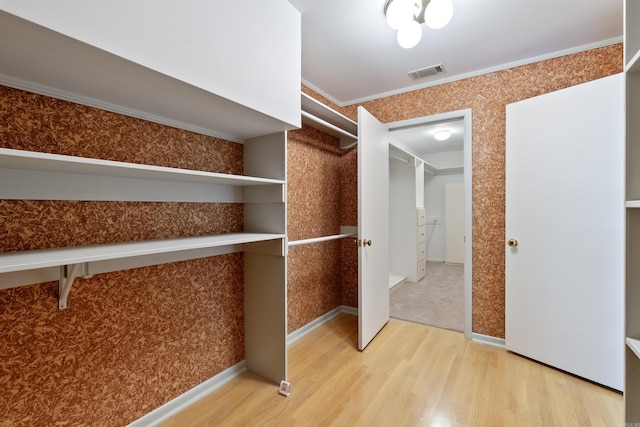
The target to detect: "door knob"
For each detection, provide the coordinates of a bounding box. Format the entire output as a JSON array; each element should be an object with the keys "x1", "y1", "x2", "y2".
[
  {"x1": 507, "y1": 238, "x2": 518, "y2": 247},
  {"x1": 363, "y1": 239, "x2": 372, "y2": 246}
]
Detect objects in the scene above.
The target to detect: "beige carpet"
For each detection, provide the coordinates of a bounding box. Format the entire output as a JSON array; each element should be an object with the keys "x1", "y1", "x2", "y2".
[{"x1": 390, "y1": 261, "x2": 464, "y2": 332}]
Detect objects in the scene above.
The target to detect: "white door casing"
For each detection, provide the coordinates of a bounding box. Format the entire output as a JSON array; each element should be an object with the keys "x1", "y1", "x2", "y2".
[
  {"x1": 358, "y1": 107, "x2": 390, "y2": 351},
  {"x1": 505, "y1": 74, "x2": 624, "y2": 390}
]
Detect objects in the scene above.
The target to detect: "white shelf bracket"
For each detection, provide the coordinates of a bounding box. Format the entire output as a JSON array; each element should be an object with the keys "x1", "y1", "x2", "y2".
[{"x1": 58, "y1": 263, "x2": 81, "y2": 310}]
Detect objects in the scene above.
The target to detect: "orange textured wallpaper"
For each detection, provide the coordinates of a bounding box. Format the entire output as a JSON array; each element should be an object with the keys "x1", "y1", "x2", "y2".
[
  {"x1": 0, "y1": 86, "x2": 246, "y2": 425},
  {"x1": 330, "y1": 44, "x2": 624, "y2": 338},
  {"x1": 287, "y1": 125, "x2": 357, "y2": 330}
]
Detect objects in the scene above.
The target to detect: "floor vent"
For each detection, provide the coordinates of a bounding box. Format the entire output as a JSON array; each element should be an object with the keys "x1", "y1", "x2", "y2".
[{"x1": 408, "y1": 63, "x2": 444, "y2": 80}]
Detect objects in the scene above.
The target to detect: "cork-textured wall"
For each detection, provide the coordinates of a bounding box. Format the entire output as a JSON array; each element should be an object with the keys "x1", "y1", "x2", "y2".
[
  {"x1": 287, "y1": 125, "x2": 357, "y2": 330},
  {"x1": 333, "y1": 44, "x2": 624, "y2": 338},
  {"x1": 0, "y1": 86, "x2": 246, "y2": 425}
]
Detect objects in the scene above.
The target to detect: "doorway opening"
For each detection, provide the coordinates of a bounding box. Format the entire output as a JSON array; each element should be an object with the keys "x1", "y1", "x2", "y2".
[{"x1": 385, "y1": 109, "x2": 472, "y2": 338}]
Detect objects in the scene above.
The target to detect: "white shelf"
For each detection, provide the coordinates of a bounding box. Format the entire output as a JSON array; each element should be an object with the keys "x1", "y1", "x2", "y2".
[
  {"x1": 627, "y1": 338, "x2": 640, "y2": 360},
  {"x1": 627, "y1": 200, "x2": 640, "y2": 208},
  {"x1": 0, "y1": 233, "x2": 284, "y2": 274},
  {"x1": 301, "y1": 111, "x2": 357, "y2": 145},
  {"x1": 0, "y1": 148, "x2": 286, "y2": 202},
  {"x1": 301, "y1": 92, "x2": 358, "y2": 149},
  {"x1": 0, "y1": 10, "x2": 299, "y2": 143},
  {"x1": 0, "y1": 148, "x2": 283, "y2": 186}
]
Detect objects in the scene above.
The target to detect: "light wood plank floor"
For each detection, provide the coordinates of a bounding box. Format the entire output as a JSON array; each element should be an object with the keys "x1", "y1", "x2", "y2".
[{"x1": 160, "y1": 313, "x2": 622, "y2": 426}]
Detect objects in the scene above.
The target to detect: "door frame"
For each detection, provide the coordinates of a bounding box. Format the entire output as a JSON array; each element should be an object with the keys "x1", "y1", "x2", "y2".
[{"x1": 386, "y1": 108, "x2": 472, "y2": 339}]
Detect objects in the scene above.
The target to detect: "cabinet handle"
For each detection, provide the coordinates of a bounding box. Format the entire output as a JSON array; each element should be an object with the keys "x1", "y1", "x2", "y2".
[{"x1": 507, "y1": 238, "x2": 518, "y2": 247}]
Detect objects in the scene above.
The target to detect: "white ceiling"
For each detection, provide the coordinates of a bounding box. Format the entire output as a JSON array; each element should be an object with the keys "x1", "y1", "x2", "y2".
[
  {"x1": 288, "y1": 0, "x2": 623, "y2": 107},
  {"x1": 389, "y1": 118, "x2": 464, "y2": 156}
]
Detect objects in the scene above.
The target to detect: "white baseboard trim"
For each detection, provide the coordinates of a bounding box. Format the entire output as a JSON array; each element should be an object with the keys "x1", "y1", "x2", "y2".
[
  {"x1": 287, "y1": 305, "x2": 357, "y2": 344},
  {"x1": 128, "y1": 305, "x2": 357, "y2": 426},
  {"x1": 471, "y1": 332, "x2": 505, "y2": 348},
  {"x1": 340, "y1": 305, "x2": 358, "y2": 316},
  {"x1": 127, "y1": 361, "x2": 247, "y2": 427}
]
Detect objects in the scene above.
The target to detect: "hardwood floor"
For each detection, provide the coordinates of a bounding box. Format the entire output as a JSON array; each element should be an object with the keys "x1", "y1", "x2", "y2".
[{"x1": 160, "y1": 313, "x2": 622, "y2": 426}]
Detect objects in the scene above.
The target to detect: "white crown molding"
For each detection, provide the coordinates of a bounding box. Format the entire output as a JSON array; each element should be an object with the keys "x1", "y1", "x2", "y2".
[
  {"x1": 309, "y1": 37, "x2": 623, "y2": 107},
  {"x1": 0, "y1": 74, "x2": 245, "y2": 144}
]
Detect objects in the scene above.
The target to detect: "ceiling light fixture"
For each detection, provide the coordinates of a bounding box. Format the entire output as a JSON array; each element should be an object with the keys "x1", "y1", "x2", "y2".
[
  {"x1": 384, "y1": 0, "x2": 454, "y2": 49},
  {"x1": 434, "y1": 129, "x2": 451, "y2": 141}
]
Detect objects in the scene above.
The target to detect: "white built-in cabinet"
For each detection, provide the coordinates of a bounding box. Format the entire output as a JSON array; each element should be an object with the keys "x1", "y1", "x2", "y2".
[
  {"x1": 0, "y1": 1, "x2": 300, "y2": 386},
  {"x1": 389, "y1": 156, "x2": 426, "y2": 285},
  {"x1": 417, "y1": 208, "x2": 427, "y2": 280},
  {"x1": 626, "y1": 0, "x2": 640, "y2": 422},
  {"x1": 389, "y1": 141, "x2": 430, "y2": 286}
]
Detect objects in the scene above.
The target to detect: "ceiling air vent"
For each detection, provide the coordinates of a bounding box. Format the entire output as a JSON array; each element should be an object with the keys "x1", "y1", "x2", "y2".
[{"x1": 408, "y1": 63, "x2": 444, "y2": 80}]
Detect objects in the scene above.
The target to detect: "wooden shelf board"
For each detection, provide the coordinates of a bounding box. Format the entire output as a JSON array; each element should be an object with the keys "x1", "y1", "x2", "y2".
[
  {"x1": 0, "y1": 233, "x2": 285, "y2": 273},
  {"x1": 0, "y1": 148, "x2": 284, "y2": 186}
]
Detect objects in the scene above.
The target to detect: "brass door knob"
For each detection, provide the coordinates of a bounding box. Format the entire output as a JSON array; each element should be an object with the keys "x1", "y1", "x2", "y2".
[
  {"x1": 363, "y1": 239, "x2": 372, "y2": 246},
  {"x1": 507, "y1": 238, "x2": 518, "y2": 247}
]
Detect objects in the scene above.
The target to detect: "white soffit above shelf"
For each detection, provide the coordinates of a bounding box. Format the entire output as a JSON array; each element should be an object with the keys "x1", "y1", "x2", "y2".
[{"x1": 0, "y1": 10, "x2": 299, "y2": 142}]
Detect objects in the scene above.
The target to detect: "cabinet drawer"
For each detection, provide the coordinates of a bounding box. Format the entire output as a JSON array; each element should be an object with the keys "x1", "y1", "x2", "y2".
[
  {"x1": 417, "y1": 261, "x2": 426, "y2": 280},
  {"x1": 417, "y1": 244, "x2": 426, "y2": 261},
  {"x1": 417, "y1": 208, "x2": 426, "y2": 225},
  {"x1": 417, "y1": 225, "x2": 426, "y2": 243}
]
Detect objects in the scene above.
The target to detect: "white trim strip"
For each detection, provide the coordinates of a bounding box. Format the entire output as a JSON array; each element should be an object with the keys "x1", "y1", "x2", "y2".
[
  {"x1": 126, "y1": 361, "x2": 247, "y2": 427},
  {"x1": 471, "y1": 332, "x2": 506, "y2": 348},
  {"x1": 127, "y1": 305, "x2": 357, "y2": 426},
  {"x1": 288, "y1": 306, "x2": 344, "y2": 344}
]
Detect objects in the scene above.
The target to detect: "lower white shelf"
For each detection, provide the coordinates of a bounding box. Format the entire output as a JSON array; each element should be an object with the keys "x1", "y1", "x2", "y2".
[
  {"x1": 627, "y1": 337, "x2": 640, "y2": 360},
  {"x1": 0, "y1": 233, "x2": 285, "y2": 274},
  {"x1": 0, "y1": 232, "x2": 286, "y2": 309}
]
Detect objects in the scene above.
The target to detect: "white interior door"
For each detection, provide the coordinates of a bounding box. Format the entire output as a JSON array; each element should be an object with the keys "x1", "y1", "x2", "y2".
[
  {"x1": 505, "y1": 74, "x2": 624, "y2": 390},
  {"x1": 358, "y1": 107, "x2": 389, "y2": 350}
]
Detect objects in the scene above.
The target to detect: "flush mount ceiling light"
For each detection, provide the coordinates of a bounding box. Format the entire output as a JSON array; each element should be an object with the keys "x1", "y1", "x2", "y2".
[
  {"x1": 434, "y1": 129, "x2": 451, "y2": 141},
  {"x1": 384, "y1": 0, "x2": 454, "y2": 48}
]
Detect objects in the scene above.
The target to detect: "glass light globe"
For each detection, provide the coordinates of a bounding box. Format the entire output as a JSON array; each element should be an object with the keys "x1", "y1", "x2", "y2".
[
  {"x1": 425, "y1": 0, "x2": 454, "y2": 30},
  {"x1": 397, "y1": 19, "x2": 422, "y2": 49},
  {"x1": 386, "y1": 0, "x2": 417, "y2": 30},
  {"x1": 434, "y1": 129, "x2": 451, "y2": 141}
]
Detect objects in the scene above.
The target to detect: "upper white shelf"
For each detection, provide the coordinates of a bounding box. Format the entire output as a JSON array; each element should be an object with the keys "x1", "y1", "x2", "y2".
[
  {"x1": 0, "y1": 233, "x2": 284, "y2": 274},
  {"x1": 0, "y1": 9, "x2": 300, "y2": 142},
  {"x1": 301, "y1": 93, "x2": 357, "y2": 148},
  {"x1": 627, "y1": 200, "x2": 640, "y2": 208}
]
